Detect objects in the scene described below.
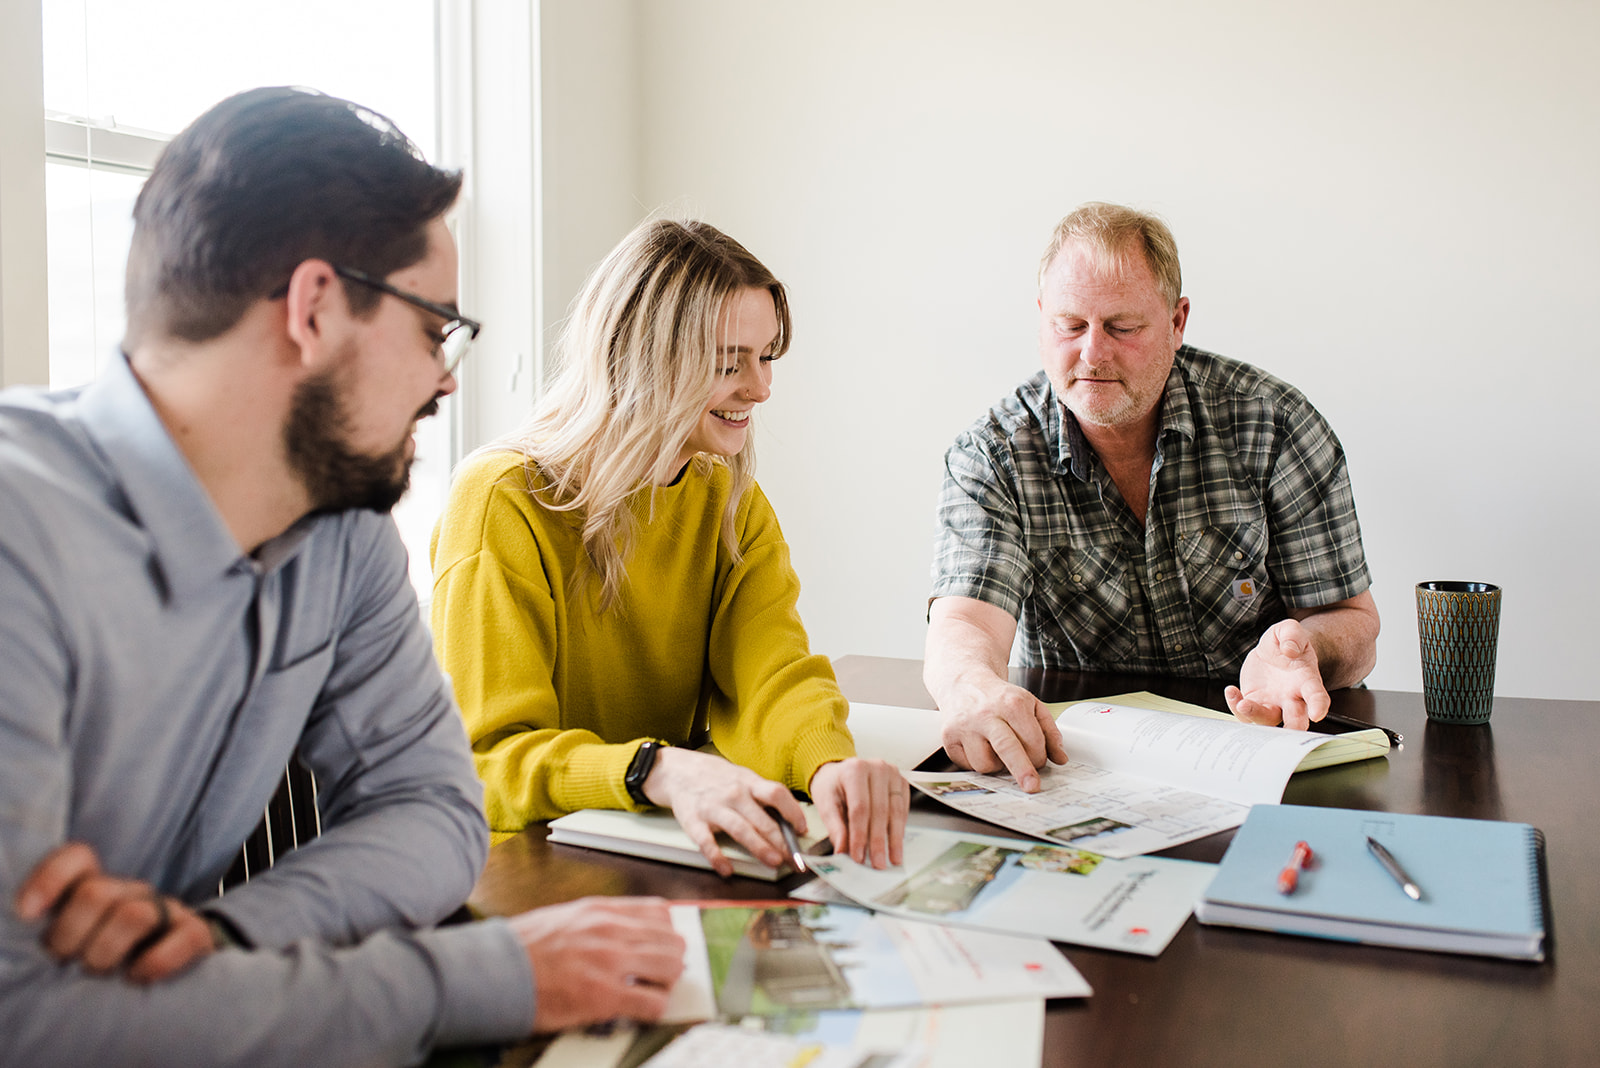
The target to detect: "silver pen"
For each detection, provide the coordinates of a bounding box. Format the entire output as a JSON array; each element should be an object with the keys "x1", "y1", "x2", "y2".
[
  {"x1": 1366, "y1": 836, "x2": 1422, "y2": 900},
  {"x1": 767, "y1": 807, "x2": 808, "y2": 874}
]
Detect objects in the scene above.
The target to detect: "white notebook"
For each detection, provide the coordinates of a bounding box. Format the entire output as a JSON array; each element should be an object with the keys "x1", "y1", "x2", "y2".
[{"x1": 547, "y1": 804, "x2": 828, "y2": 881}]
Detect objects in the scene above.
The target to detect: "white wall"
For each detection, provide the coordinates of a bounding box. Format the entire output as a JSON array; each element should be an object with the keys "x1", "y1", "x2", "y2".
[
  {"x1": 463, "y1": 0, "x2": 643, "y2": 449},
  {"x1": 539, "y1": 0, "x2": 642, "y2": 364},
  {"x1": 0, "y1": 0, "x2": 48, "y2": 389},
  {"x1": 549, "y1": 0, "x2": 1600, "y2": 700}
]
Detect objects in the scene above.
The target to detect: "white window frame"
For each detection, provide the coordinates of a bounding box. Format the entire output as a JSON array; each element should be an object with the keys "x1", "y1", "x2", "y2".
[
  {"x1": 438, "y1": 0, "x2": 543, "y2": 457},
  {"x1": 3, "y1": 0, "x2": 549, "y2": 442},
  {"x1": 44, "y1": 113, "x2": 168, "y2": 174}
]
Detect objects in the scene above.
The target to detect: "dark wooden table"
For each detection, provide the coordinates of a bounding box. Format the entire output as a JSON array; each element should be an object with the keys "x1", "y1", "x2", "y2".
[{"x1": 470, "y1": 656, "x2": 1600, "y2": 1068}]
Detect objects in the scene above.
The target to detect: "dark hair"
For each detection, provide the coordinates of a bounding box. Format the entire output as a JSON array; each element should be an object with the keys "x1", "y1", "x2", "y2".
[{"x1": 124, "y1": 86, "x2": 463, "y2": 348}]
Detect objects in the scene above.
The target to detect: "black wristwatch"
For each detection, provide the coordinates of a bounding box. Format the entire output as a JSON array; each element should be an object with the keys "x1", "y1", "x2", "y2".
[{"x1": 624, "y1": 740, "x2": 663, "y2": 806}]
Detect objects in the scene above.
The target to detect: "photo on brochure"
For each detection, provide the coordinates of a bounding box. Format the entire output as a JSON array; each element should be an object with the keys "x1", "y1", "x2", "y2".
[
  {"x1": 869, "y1": 842, "x2": 1104, "y2": 921},
  {"x1": 701, "y1": 905, "x2": 861, "y2": 1015},
  {"x1": 915, "y1": 780, "x2": 995, "y2": 800},
  {"x1": 664, "y1": 901, "x2": 1088, "y2": 1023},
  {"x1": 1044, "y1": 816, "x2": 1134, "y2": 848}
]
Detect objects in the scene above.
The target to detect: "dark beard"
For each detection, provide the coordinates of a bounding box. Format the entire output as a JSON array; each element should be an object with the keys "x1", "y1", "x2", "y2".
[{"x1": 283, "y1": 368, "x2": 416, "y2": 515}]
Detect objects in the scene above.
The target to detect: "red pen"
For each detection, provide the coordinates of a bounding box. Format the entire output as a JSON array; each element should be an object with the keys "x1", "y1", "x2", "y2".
[{"x1": 1277, "y1": 840, "x2": 1314, "y2": 895}]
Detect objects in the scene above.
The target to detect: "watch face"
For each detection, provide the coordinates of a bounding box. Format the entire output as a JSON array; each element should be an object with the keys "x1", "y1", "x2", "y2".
[{"x1": 626, "y1": 742, "x2": 658, "y2": 803}]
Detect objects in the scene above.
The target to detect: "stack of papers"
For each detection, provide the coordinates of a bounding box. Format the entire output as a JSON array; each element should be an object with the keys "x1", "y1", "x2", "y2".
[
  {"x1": 637, "y1": 1021, "x2": 919, "y2": 1068},
  {"x1": 532, "y1": 1000, "x2": 1046, "y2": 1068}
]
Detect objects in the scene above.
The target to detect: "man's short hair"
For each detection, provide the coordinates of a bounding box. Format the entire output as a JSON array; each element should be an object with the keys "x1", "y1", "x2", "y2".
[
  {"x1": 1038, "y1": 202, "x2": 1183, "y2": 310},
  {"x1": 124, "y1": 86, "x2": 464, "y2": 349}
]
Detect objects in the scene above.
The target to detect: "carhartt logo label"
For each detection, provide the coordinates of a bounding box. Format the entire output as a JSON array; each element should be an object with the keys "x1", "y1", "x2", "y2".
[{"x1": 1230, "y1": 578, "x2": 1257, "y2": 604}]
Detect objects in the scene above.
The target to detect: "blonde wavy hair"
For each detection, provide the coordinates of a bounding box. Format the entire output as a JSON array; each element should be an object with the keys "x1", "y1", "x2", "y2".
[
  {"x1": 1038, "y1": 202, "x2": 1183, "y2": 310},
  {"x1": 490, "y1": 218, "x2": 791, "y2": 609}
]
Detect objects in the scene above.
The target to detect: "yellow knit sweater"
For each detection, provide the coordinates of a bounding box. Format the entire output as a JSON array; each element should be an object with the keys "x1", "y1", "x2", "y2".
[{"x1": 430, "y1": 450, "x2": 857, "y2": 837}]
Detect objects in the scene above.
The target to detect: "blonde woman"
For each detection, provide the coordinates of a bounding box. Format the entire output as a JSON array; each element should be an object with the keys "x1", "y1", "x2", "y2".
[{"x1": 431, "y1": 219, "x2": 907, "y2": 876}]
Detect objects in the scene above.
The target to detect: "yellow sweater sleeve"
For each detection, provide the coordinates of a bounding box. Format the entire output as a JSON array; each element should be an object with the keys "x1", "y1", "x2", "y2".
[
  {"x1": 429, "y1": 454, "x2": 641, "y2": 834},
  {"x1": 704, "y1": 483, "x2": 857, "y2": 793}
]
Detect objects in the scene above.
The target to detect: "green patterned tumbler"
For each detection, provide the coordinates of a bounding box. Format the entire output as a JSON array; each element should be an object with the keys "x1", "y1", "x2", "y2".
[{"x1": 1415, "y1": 581, "x2": 1501, "y2": 724}]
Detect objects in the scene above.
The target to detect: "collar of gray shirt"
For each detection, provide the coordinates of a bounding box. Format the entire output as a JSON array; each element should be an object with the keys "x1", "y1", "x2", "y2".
[{"x1": 76, "y1": 353, "x2": 311, "y2": 604}]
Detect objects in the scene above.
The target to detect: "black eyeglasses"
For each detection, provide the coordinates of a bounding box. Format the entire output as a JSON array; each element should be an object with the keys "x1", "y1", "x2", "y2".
[{"x1": 333, "y1": 265, "x2": 481, "y2": 374}]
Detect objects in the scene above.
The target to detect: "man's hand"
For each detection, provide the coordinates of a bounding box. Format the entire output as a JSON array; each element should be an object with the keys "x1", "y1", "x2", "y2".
[
  {"x1": 808, "y1": 758, "x2": 908, "y2": 870},
  {"x1": 1226, "y1": 619, "x2": 1330, "y2": 730},
  {"x1": 642, "y1": 748, "x2": 807, "y2": 877},
  {"x1": 14, "y1": 841, "x2": 215, "y2": 983},
  {"x1": 925, "y1": 595, "x2": 1067, "y2": 791},
  {"x1": 508, "y1": 896, "x2": 686, "y2": 1033},
  {"x1": 939, "y1": 675, "x2": 1068, "y2": 792}
]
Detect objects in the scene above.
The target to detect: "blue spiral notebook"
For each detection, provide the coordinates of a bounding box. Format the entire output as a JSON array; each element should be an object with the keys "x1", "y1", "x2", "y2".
[{"x1": 1196, "y1": 804, "x2": 1548, "y2": 961}]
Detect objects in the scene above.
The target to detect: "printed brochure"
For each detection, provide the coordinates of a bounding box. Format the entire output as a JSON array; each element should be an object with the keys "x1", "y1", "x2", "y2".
[
  {"x1": 795, "y1": 824, "x2": 1216, "y2": 957},
  {"x1": 662, "y1": 900, "x2": 1089, "y2": 1024},
  {"x1": 909, "y1": 698, "x2": 1388, "y2": 858}
]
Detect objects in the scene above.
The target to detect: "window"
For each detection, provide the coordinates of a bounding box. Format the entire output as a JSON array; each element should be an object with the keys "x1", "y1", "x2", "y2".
[
  {"x1": 44, "y1": 161, "x2": 141, "y2": 390},
  {"x1": 43, "y1": 0, "x2": 451, "y2": 596}
]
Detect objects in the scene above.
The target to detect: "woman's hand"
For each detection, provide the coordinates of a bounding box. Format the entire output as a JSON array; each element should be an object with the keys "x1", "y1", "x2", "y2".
[
  {"x1": 642, "y1": 748, "x2": 807, "y2": 877},
  {"x1": 809, "y1": 758, "x2": 908, "y2": 870}
]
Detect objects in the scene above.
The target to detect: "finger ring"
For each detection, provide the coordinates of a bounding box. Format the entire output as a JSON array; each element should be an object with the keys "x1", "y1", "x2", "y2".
[
  {"x1": 150, "y1": 892, "x2": 172, "y2": 938},
  {"x1": 126, "y1": 891, "x2": 173, "y2": 963}
]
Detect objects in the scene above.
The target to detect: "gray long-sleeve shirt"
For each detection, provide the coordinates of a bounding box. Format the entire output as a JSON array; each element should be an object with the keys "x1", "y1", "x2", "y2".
[{"x1": 0, "y1": 356, "x2": 535, "y2": 1066}]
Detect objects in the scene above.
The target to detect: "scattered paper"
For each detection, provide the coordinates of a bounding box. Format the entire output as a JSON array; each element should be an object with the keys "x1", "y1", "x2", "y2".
[{"x1": 797, "y1": 824, "x2": 1216, "y2": 957}]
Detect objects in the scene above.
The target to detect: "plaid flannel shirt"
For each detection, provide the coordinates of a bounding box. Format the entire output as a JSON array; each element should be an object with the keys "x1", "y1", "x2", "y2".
[{"x1": 931, "y1": 346, "x2": 1371, "y2": 678}]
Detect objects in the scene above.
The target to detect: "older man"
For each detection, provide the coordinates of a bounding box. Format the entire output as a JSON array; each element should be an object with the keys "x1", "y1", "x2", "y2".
[
  {"x1": 0, "y1": 87, "x2": 682, "y2": 1066},
  {"x1": 926, "y1": 203, "x2": 1379, "y2": 789}
]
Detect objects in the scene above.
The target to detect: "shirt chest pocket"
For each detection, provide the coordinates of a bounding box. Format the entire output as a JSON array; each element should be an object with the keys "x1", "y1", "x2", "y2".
[
  {"x1": 1033, "y1": 540, "x2": 1136, "y2": 665},
  {"x1": 1176, "y1": 521, "x2": 1278, "y2": 671}
]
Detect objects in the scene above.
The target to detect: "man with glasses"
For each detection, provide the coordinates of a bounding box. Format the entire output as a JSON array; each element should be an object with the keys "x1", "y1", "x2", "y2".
[{"x1": 0, "y1": 87, "x2": 683, "y2": 1066}]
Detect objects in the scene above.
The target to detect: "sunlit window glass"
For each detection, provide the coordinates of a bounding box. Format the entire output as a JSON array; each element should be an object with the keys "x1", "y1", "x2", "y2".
[
  {"x1": 43, "y1": 1, "x2": 436, "y2": 159},
  {"x1": 45, "y1": 164, "x2": 140, "y2": 389}
]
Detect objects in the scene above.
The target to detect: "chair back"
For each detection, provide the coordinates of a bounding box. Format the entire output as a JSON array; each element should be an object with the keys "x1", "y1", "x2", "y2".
[{"x1": 220, "y1": 757, "x2": 319, "y2": 890}]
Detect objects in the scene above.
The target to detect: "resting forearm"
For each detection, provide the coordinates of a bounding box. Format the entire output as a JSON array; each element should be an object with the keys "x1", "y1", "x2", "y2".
[
  {"x1": 208, "y1": 791, "x2": 486, "y2": 950},
  {"x1": 924, "y1": 622, "x2": 1004, "y2": 708},
  {"x1": 923, "y1": 600, "x2": 1016, "y2": 710},
  {"x1": 1301, "y1": 607, "x2": 1379, "y2": 690},
  {"x1": 0, "y1": 920, "x2": 534, "y2": 1068}
]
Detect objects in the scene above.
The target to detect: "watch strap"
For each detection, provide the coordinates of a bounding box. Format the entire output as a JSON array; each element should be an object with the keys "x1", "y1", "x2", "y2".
[{"x1": 624, "y1": 740, "x2": 662, "y2": 806}]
